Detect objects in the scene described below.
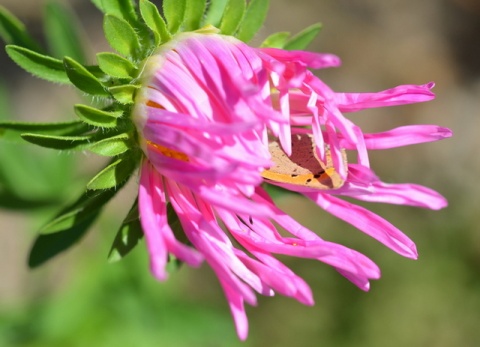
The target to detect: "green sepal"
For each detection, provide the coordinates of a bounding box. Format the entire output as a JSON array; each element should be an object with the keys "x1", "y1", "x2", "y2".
[
  {"x1": 86, "y1": 133, "x2": 132, "y2": 156},
  {"x1": 284, "y1": 23, "x2": 322, "y2": 50},
  {"x1": 260, "y1": 31, "x2": 290, "y2": 48},
  {"x1": 139, "y1": 0, "x2": 171, "y2": 45},
  {"x1": 96, "y1": 52, "x2": 138, "y2": 79},
  {"x1": 107, "y1": 198, "x2": 143, "y2": 262},
  {"x1": 64, "y1": 56, "x2": 109, "y2": 96},
  {"x1": 28, "y1": 185, "x2": 126, "y2": 267},
  {"x1": 21, "y1": 133, "x2": 92, "y2": 150},
  {"x1": 87, "y1": 156, "x2": 138, "y2": 190},
  {"x1": 203, "y1": 0, "x2": 229, "y2": 27},
  {"x1": 167, "y1": 203, "x2": 188, "y2": 245},
  {"x1": 0, "y1": 120, "x2": 89, "y2": 142},
  {"x1": 74, "y1": 104, "x2": 123, "y2": 128},
  {"x1": 220, "y1": 0, "x2": 246, "y2": 35},
  {"x1": 163, "y1": 0, "x2": 186, "y2": 34},
  {"x1": 236, "y1": 0, "x2": 269, "y2": 42},
  {"x1": 43, "y1": 1, "x2": 87, "y2": 63},
  {"x1": 184, "y1": 0, "x2": 206, "y2": 31},
  {"x1": 91, "y1": 0, "x2": 137, "y2": 25},
  {"x1": 103, "y1": 14, "x2": 141, "y2": 59},
  {"x1": 0, "y1": 5, "x2": 42, "y2": 51},
  {"x1": 109, "y1": 84, "x2": 139, "y2": 104},
  {"x1": 5, "y1": 45, "x2": 70, "y2": 84}
]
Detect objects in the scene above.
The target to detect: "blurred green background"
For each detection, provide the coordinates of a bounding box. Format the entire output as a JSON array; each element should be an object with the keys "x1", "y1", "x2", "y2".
[{"x1": 0, "y1": 0, "x2": 477, "y2": 346}]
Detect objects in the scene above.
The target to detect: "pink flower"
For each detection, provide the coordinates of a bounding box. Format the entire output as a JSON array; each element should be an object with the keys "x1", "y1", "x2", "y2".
[{"x1": 132, "y1": 29, "x2": 451, "y2": 339}]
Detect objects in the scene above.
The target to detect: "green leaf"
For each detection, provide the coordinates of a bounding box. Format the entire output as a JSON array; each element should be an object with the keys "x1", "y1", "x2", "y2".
[
  {"x1": 39, "y1": 185, "x2": 125, "y2": 234},
  {"x1": 236, "y1": 0, "x2": 269, "y2": 42},
  {"x1": 28, "y1": 213, "x2": 99, "y2": 268},
  {"x1": 29, "y1": 186, "x2": 126, "y2": 267},
  {"x1": 96, "y1": 52, "x2": 138, "y2": 79},
  {"x1": 284, "y1": 23, "x2": 322, "y2": 50},
  {"x1": 43, "y1": 1, "x2": 87, "y2": 62},
  {"x1": 0, "y1": 120, "x2": 89, "y2": 142},
  {"x1": 87, "y1": 156, "x2": 137, "y2": 190},
  {"x1": 86, "y1": 133, "x2": 132, "y2": 156},
  {"x1": 103, "y1": 15, "x2": 141, "y2": 59},
  {"x1": 203, "y1": 0, "x2": 229, "y2": 27},
  {"x1": 74, "y1": 104, "x2": 123, "y2": 128},
  {"x1": 163, "y1": 0, "x2": 186, "y2": 34},
  {"x1": 63, "y1": 57, "x2": 109, "y2": 96},
  {"x1": 184, "y1": 0, "x2": 206, "y2": 31},
  {"x1": 108, "y1": 198, "x2": 143, "y2": 262},
  {"x1": 21, "y1": 133, "x2": 92, "y2": 150},
  {"x1": 220, "y1": 0, "x2": 246, "y2": 35},
  {"x1": 0, "y1": 6, "x2": 42, "y2": 51},
  {"x1": 139, "y1": 0, "x2": 171, "y2": 45},
  {"x1": 260, "y1": 31, "x2": 290, "y2": 48},
  {"x1": 108, "y1": 84, "x2": 139, "y2": 104},
  {"x1": 5, "y1": 45, "x2": 69, "y2": 84},
  {"x1": 91, "y1": 0, "x2": 137, "y2": 24}
]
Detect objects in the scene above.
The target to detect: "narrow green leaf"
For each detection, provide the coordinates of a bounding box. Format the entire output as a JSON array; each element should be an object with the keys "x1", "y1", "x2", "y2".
[
  {"x1": 284, "y1": 23, "x2": 322, "y2": 51},
  {"x1": 44, "y1": 2, "x2": 87, "y2": 62},
  {"x1": 21, "y1": 133, "x2": 92, "y2": 150},
  {"x1": 203, "y1": 0, "x2": 229, "y2": 27},
  {"x1": 91, "y1": 0, "x2": 137, "y2": 24},
  {"x1": 87, "y1": 156, "x2": 137, "y2": 190},
  {"x1": 108, "y1": 198, "x2": 143, "y2": 262},
  {"x1": 163, "y1": 0, "x2": 186, "y2": 34},
  {"x1": 103, "y1": 15, "x2": 141, "y2": 59},
  {"x1": 74, "y1": 104, "x2": 122, "y2": 128},
  {"x1": 97, "y1": 52, "x2": 138, "y2": 79},
  {"x1": 108, "y1": 84, "x2": 139, "y2": 104},
  {"x1": 63, "y1": 56, "x2": 109, "y2": 96},
  {"x1": 86, "y1": 133, "x2": 132, "y2": 156},
  {"x1": 29, "y1": 185, "x2": 126, "y2": 267},
  {"x1": 260, "y1": 31, "x2": 290, "y2": 48},
  {"x1": 0, "y1": 6, "x2": 42, "y2": 51},
  {"x1": 5, "y1": 45, "x2": 69, "y2": 83},
  {"x1": 39, "y1": 185, "x2": 125, "y2": 234},
  {"x1": 0, "y1": 120, "x2": 89, "y2": 142},
  {"x1": 139, "y1": 0, "x2": 171, "y2": 45},
  {"x1": 184, "y1": 0, "x2": 206, "y2": 31},
  {"x1": 236, "y1": 0, "x2": 269, "y2": 42},
  {"x1": 28, "y1": 213, "x2": 99, "y2": 268},
  {"x1": 220, "y1": 0, "x2": 246, "y2": 35}
]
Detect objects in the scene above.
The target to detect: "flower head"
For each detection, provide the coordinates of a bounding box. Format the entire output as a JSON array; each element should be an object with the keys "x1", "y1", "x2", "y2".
[{"x1": 133, "y1": 28, "x2": 451, "y2": 339}]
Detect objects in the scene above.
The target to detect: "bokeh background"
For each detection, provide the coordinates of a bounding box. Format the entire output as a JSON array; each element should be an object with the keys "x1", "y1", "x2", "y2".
[{"x1": 0, "y1": 0, "x2": 478, "y2": 346}]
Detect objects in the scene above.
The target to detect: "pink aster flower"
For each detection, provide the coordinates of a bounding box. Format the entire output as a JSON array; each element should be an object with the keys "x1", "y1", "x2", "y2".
[{"x1": 132, "y1": 28, "x2": 451, "y2": 339}]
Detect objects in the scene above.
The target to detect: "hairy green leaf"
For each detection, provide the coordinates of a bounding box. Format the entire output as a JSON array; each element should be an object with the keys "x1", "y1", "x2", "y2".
[
  {"x1": 87, "y1": 156, "x2": 137, "y2": 190},
  {"x1": 108, "y1": 198, "x2": 143, "y2": 262},
  {"x1": 236, "y1": 0, "x2": 269, "y2": 42},
  {"x1": 0, "y1": 120, "x2": 89, "y2": 142},
  {"x1": 74, "y1": 104, "x2": 123, "y2": 128},
  {"x1": 260, "y1": 31, "x2": 290, "y2": 48},
  {"x1": 163, "y1": 0, "x2": 186, "y2": 34},
  {"x1": 139, "y1": 0, "x2": 171, "y2": 45},
  {"x1": 97, "y1": 52, "x2": 138, "y2": 79},
  {"x1": 109, "y1": 84, "x2": 139, "y2": 104},
  {"x1": 5, "y1": 45, "x2": 69, "y2": 83},
  {"x1": 184, "y1": 0, "x2": 206, "y2": 31},
  {"x1": 64, "y1": 56, "x2": 109, "y2": 96},
  {"x1": 220, "y1": 0, "x2": 246, "y2": 35},
  {"x1": 21, "y1": 133, "x2": 92, "y2": 150},
  {"x1": 91, "y1": 0, "x2": 137, "y2": 24},
  {"x1": 0, "y1": 6, "x2": 42, "y2": 51},
  {"x1": 86, "y1": 133, "x2": 132, "y2": 156},
  {"x1": 284, "y1": 23, "x2": 322, "y2": 50},
  {"x1": 44, "y1": 1, "x2": 87, "y2": 62},
  {"x1": 203, "y1": 0, "x2": 228, "y2": 27},
  {"x1": 103, "y1": 15, "x2": 141, "y2": 59}
]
